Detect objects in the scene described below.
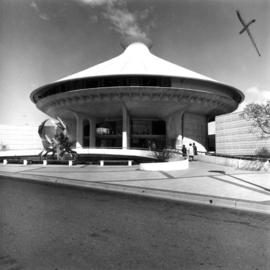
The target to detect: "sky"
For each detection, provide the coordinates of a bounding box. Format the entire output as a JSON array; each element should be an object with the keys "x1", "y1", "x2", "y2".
[{"x1": 0, "y1": 0, "x2": 269, "y2": 126}]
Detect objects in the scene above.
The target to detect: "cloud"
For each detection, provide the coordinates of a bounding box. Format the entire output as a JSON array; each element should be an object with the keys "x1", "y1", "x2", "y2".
[
  {"x1": 104, "y1": 6, "x2": 148, "y2": 40},
  {"x1": 237, "y1": 85, "x2": 270, "y2": 111},
  {"x1": 30, "y1": 1, "x2": 38, "y2": 10},
  {"x1": 77, "y1": 0, "x2": 152, "y2": 45},
  {"x1": 30, "y1": 1, "x2": 49, "y2": 21},
  {"x1": 78, "y1": 0, "x2": 119, "y2": 6},
  {"x1": 89, "y1": 14, "x2": 98, "y2": 23},
  {"x1": 39, "y1": 13, "x2": 50, "y2": 21}
]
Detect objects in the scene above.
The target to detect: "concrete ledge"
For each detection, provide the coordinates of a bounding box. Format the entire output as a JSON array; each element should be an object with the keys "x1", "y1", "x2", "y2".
[
  {"x1": 0, "y1": 171, "x2": 269, "y2": 215},
  {"x1": 0, "y1": 149, "x2": 42, "y2": 157},
  {"x1": 139, "y1": 159, "x2": 189, "y2": 171},
  {"x1": 76, "y1": 148, "x2": 154, "y2": 158},
  {"x1": 197, "y1": 154, "x2": 270, "y2": 172}
]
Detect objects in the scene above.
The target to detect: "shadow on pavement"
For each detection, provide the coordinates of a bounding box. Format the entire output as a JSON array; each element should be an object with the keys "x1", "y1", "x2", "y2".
[{"x1": 209, "y1": 170, "x2": 270, "y2": 193}]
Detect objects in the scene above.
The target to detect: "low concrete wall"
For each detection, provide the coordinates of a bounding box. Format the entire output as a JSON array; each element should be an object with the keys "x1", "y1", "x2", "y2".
[
  {"x1": 140, "y1": 159, "x2": 189, "y2": 171},
  {"x1": 76, "y1": 148, "x2": 154, "y2": 158},
  {"x1": 197, "y1": 154, "x2": 270, "y2": 172},
  {"x1": 0, "y1": 149, "x2": 42, "y2": 157}
]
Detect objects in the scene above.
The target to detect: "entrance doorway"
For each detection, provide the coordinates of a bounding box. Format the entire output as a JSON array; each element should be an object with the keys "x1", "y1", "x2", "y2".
[{"x1": 131, "y1": 119, "x2": 166, "y2": 149}]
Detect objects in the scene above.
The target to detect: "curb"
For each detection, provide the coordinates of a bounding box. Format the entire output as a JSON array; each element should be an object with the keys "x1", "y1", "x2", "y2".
[{"x1": 0, "y1": 171, "x2": 270, "y2": 216}]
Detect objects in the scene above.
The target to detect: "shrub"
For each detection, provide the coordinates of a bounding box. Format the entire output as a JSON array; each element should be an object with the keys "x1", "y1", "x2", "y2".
[
  {"x1": 255, "y1": 147, "x2": 270, "y2": 158},
  {"x1": 153, "y1": 149, "x2": 174, "y2": 162}
]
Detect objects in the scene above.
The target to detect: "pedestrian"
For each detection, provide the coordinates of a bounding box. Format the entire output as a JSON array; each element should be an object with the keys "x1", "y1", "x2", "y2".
[
  {"x1": 181, "y1": 144, "x2": 187, "y2": 158},
  {"x1": 193, "y1": 143, "x2": 197, "y2": 160},
  {"x1": 151, "y1": 141, "x2": 157, "y2": 150},
  {"x1": 188, "y1": 143, "x2": 194, "y2": 161},
  {"x1": 147, "y1": 140, "x2": 151, "y2": 150}
]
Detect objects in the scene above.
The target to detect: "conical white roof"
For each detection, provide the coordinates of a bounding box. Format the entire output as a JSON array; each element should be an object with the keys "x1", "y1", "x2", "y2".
[{"x1": 58, "y1": 42, "x2": 216, "y2": 82}]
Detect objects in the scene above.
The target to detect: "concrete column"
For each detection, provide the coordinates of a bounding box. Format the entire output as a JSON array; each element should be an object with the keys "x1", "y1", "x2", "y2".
[
  {"x1": 74, "y1": 114, "x2": 83, "y2": 148},
  {"x1": 89, "y1": 119, "x2": 96, "y2": 148},
  {"x1": 181, "y1": 112, "x2": 185, "y2": 140},
  {"x1": 182, "y1": 112, "x2": 207, "y2": 151},
  {"x1": 122, "y1": 105, "x2": 130, "y2": 149}
]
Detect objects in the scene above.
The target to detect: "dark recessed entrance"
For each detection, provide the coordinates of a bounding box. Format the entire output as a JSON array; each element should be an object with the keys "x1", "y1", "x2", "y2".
[{"x1": 131, "y1": 119, "x2": 166, "y2": 149}]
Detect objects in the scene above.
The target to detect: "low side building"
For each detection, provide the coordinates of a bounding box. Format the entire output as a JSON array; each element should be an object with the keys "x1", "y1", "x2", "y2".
[
  {"x1": 215, "y1": 111, "x2": 270, "y2": 155},
  {"x1": 0, "y1": 124, "x2": 42, "y2": 151}
]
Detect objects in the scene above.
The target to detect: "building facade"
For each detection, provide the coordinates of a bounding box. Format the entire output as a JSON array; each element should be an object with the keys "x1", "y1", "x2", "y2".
[
  {"x1": 216, "y1": 111, "x2": 270, "y2": 155},
  {"x1": 0, "y1": 124, "x2": 42, "y2": 151},
  {"x1": 31, "y1": 42, "x2": 244, "y2": 154}
]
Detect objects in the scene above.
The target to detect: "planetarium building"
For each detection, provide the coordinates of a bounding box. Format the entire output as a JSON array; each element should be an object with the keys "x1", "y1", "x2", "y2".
[{"x1": 31, "y1": 42, "x2": 244, "y2": 154}]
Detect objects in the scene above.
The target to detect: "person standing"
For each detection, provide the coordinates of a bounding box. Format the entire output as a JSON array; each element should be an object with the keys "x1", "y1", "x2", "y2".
[
  {"x1": 193, "y1": 143, "x2": 197, "y2": 160},
  {"x1": 181, "y1": 144, "x2": 187, "y2": 158},
  {"x1": 151, "y1": 141, "x2": 157, "y2": 150},
  {"x1": 188, "y1": 143, "x2": 194, "y2": 161}
]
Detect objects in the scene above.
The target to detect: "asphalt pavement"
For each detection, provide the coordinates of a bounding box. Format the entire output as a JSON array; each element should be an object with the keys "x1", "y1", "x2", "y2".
[{"x1": 1, "y1": 177, "x2": 269, "y2": 270}]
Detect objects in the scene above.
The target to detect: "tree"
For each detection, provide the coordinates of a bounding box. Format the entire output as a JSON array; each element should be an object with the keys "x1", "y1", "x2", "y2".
[{"x1": 241, "y1": 102, "x2": 270, "y2": 135}]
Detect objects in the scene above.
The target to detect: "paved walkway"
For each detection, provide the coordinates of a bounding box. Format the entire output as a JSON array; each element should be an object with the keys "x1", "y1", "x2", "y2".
[{"x1": 0, "y1": 161, "x2": 270, "y2": 215}]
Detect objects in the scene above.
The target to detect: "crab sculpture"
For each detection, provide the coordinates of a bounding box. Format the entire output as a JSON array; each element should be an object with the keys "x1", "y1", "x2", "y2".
[{"x1": 38, "y1": 117, "x2": 77, "y2": 161}]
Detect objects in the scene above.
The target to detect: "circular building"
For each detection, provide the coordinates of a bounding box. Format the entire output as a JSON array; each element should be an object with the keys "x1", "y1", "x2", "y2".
[{"x1": 31, "y1": 42, "x2": 244, "y2": 153}]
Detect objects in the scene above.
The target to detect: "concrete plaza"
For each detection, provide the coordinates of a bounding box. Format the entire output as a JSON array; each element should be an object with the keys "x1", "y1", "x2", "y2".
[{"x1": 0, "y1": 160, "x2": 269, "y2": 215}]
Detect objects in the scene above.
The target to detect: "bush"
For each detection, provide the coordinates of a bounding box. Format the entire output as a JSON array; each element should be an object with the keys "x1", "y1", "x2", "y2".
[
  {"x1": 255, "y1": 147, "x2": 270, "y2": 158},
  {"x1": 153, "y1": 149, "x2": 174, "y2": 162}
]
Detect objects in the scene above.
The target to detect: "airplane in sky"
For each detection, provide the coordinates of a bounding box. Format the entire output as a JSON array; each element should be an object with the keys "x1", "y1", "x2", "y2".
[{"x1": 236, "y1": 10, "x2": 261, "y2": 57}]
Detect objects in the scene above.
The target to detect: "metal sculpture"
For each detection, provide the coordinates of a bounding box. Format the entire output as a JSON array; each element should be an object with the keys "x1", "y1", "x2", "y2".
[
  {"x1": 236, "y1": 10, "x2": 261, "y2": 56},
  {"x1": 38, "y1": 117, "x2": 77, "y2": 160}
]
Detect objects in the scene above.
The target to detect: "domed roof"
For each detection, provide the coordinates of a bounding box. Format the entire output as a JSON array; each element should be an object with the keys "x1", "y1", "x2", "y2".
[{"x1": 58, "y1": 42, "x2": 216, "y2": 82}]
